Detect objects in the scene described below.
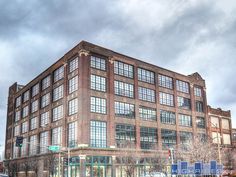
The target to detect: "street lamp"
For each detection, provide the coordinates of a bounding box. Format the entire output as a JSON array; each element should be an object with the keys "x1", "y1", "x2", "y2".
[{"x1": 196, "y1": 119, "x2": 222, "y2": 164}]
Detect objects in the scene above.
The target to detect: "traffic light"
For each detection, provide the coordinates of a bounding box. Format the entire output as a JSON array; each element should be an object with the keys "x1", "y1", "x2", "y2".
[
  {"x1": 63, "y1": 158, "x2": 68, "y2": 165},
  {"x1": 16, "y1": 136, "x2": 23, "y2": 147}
]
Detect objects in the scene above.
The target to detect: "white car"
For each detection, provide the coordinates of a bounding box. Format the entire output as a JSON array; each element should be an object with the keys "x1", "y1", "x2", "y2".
[
  {"x1": 141, "y1": 172, "x2": 167, "y2": 177},
  {"x1": 0, "y1": 174, "x2": 8, "y2": 177}
]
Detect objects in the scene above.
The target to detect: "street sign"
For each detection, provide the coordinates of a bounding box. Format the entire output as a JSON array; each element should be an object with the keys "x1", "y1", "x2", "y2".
[
  {"x1": 48, "y1": 145, "x2": 60, "y2": 151},
  {"x1": 180, "y1": 161, "x2": 188, "y2": 175},
  {"x1": 210, "y1": 161, "x2": 217, "y2": 175},
  {"x1": 171, "y1": 164, "x2": 178, "y2": 175},
  {"x1": 195, "y1": 162, "x2": 202, "y2": 175}
]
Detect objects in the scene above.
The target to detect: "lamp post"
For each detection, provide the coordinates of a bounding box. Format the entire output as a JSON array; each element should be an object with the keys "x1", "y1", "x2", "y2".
[
  {"x1": 210, "y1": 122, "x2": 222, "y2": 164},
  {"x1": 196, "y1": 120, "x2": 222, "y2": 164}
]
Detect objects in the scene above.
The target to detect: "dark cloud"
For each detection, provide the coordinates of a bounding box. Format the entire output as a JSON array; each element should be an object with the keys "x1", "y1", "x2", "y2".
[{"x1": 0, "y1": 0, "x2": 236, "y2": 149}]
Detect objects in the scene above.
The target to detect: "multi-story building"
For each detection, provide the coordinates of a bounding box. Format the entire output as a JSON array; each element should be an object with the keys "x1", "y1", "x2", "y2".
[
  {"x1": 4, "y1": 41, "x2": 216, "y2": 177},
  {"x1": 207, "y1": 106, "x2": 232, "y2": 146},
  {"x1": 232, "y1": 128, "x2": 236, "y2": 146}
]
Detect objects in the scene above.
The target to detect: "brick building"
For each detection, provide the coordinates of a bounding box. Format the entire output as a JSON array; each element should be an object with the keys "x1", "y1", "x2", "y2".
[
  {"x1": 232, "y1": 128, "x2": 236, "y2": 146},
  {"x1": 4, "y1": 41, "x2": 233, "y2": 177},
  {"x1": 207, "y1": 106, "x2": 232, "y2": 147}
]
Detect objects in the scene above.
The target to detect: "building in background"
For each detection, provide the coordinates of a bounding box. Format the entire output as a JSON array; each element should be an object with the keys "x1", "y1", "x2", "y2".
[
  {"x1": 232, "y1": 128, "x2": 236, "y2": 146},
  {"x1": 4, "y1": 41, "x2": 235, "y2": 177},
  {"x1": 207, "y1": 106, "x2": 232, "y2": 146}
]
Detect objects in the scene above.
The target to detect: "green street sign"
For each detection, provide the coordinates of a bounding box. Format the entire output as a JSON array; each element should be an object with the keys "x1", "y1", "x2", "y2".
[{"x1": 48, "y1": 145, "x2": 61, "y2": 151}]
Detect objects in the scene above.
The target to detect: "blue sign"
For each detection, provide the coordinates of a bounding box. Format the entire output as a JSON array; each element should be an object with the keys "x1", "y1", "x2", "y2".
[
  {"x1": 180, "y1": 161, "x2": 188, "y2": 174},
  {"x1": 187, "y1": 165, "x2": 195, "y2": 174},
  {"x1": 210, "y1": 161, "x2": 217, "y2": 175},
  {"x1": 216, "y1": 165, "x2": 223, "y2": 175},
  {"x1": 171, "y1": 161, "x2": 223, "y2": 175},
  {"x1": 171, "y1": 164, "x2": 178, "y2": 175},
  {"x1": 195, "y1": 162, "x2": 202, "y2": 175}
]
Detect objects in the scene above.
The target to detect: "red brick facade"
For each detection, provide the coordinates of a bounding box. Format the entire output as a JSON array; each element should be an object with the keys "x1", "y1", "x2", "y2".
[{"x1": 4, "y1": 41, "x2": 235, "y2": 176}]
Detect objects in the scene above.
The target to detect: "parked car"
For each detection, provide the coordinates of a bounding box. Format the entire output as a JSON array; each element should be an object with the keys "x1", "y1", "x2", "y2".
[
  {"x1": 0, "y1": 174, "x2": 8, "y2": 177},
  {"x1": 141, "y1": 172, "x2": 167, "y2": 177}
]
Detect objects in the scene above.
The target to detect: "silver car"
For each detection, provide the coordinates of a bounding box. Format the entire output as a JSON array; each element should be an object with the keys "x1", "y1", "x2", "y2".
[{"x1": 141, "y1": 172, "x2": 167, "y2": 177}]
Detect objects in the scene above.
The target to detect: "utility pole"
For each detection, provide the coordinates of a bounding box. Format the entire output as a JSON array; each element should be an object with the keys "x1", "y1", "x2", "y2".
[{"x1": 68, "y1": 147, "x2": 71, "y2": 177}]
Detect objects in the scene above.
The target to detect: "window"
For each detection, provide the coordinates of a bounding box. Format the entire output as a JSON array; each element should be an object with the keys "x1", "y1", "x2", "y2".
[
  {"x1": 114, "y1": 81, "x2": 134, "y2": 98},
  {"x1": 212, "y1": 132, "x2": 221, "y2": 144},
  {"x1": 160, "y1": 110, "x2": 176, "y2": 125},
  {"x1": 52, "y1": 105, "x2": 64, "y2": 121},
  {"x1": 22, "y1": 106, "x2": 29, "y2": 118},
  {"x1": 32, "y1": 83, "x2": 39, "y2": 97},
  {"x1": 15, "y1": 96, "x2": 21, "y2": 107},
  {"x1": 13, "y1": 142, "x2": 19, "y2": 158},
  {"x1": 69, "y1": 57, "x2": 78, "y2": 72},
  {"x1": 41, "y1": 93, "x2": 50, "y2": 108},
  {"x1": 40, "y1": 131, "x2": 49, "y2": 153},
  {"x1": 115, "y1": 101, "x2": 135, "y2": 118},
  {"x1": 54, "y1": 66, "x2": 64, "y2": 82},
  {"x1": 40, "y1": 112, "x2": 49, "y2": 127},
  {"x1": 53, "y1": 85, "x2": 64, "y2": 101},
  {"x1": 91, "y1": 75, "x2": 106, "y2": 92},
  {"x1": 179, "y1": 114, "x2": 192, "y2": 127},
  {"x1": 14, "y1": 125, "x2": 20, "y2": 136},
  {"x1": 31, "y1": 100, "x2": 38, "y2": 113},
  {"x1": 52, "y1": 127, "x2": 62, "y2": 145},
  {"x1": 176, "y1": 80, "x2": 189, "y2": 93},
  {"x1": 15, "y1": 111, "x2": 21, "y2": 122},
  {"x1": 159, "y1": 92, "x2": 174, "y2": 106},
  {"x1": 116, "y1": 124, "x2": 136, "y2": 148},
  {"x1": 180, "y1": 131, "x2": 193, "y2": 145},
  {"x1": 195, "y1": 101, "x2": 204, "y2": 112},
  {"x1": 222, "y1": 119, "x2": 230, "y2": 130},
  {"x1": 42, "y1": 75, "x2": 51, "y2": 90},
  {"x1": 194, "y1": 87, "x2": 202, "y2": 97},
  {"x1": 68, "y1": 98, "x2": 78, "y2": 115},
  {"x1": 69, "y1": 76, "x2": 78, "y2": 94},
  {"x1": 30, "y1": 117, "x2": 37, "y2": 130},
  {"x1": 68, "y1": 122, "x2": 77, "y2": 148},
  {"x1": 90, "y1": 97, "x2": 106, "y2": 114},
  {"x1": 91, "y1": 56, "x2": 106, "y2": 70},
  {"x1": 211, "y1": 117, "x2": 220, "y2": 128},
  {"x1": 177, "y1": 96, "x2": 191, "y2": 110},
  {"x1": 140, "y1": 127, "x2": 157, "y2": 150},
  {"x1": 21, "y1": 138, "x2": 28, "y2": 157},
  {"x1": 90, "y1": 121, "x2": 107, "y2": 148},
  {"x1": 114, "y1": 61, "x2": 134, "y2": 78},
  {"x1": 23, "y1": 90, "x2": 29, "y2": 102},
  {"x1": 196, "y1": 117, "x2": 205, "y2": 128},
  {"x1": 139, "y1": 106, "x2": 156, "y2": 121},
  {"x1": 158, "y1": 74, "x2": 173, "y2": 89},
  {"x1": 161, "y1": 129, "x2": 176, "y2": 149},
  {"x1": 29, "y1": 135, "x2": 37, "y2": 155},
  {"x1": 223, "y1": 134, "x2": 231, "y2": 145},
  {"x1": 138, "y1": 68, "x2": 155, "y2": 84},
  {"x1": 138, "y1": 87, "x2": 155, "y2": 102},
  {"x1": 21, "y1": 121, "x2": 28, "y2": 133}
]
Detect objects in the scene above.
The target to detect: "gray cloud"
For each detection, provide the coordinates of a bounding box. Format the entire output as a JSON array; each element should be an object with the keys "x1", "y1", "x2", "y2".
[{"x1": 0, "y1": 0, "x2": 236, "y2": 148}]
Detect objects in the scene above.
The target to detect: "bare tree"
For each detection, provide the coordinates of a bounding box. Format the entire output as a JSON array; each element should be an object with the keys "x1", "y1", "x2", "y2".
[
  {"x1": 6, "y1": 161, "x2": 18, "y2": 177},
  {"x1": 29, "y1": 157, "x2": 39, "y2": 177},
  {"x1": 116, "y1": 141, "x2": 139, "y2": 177},
  {"x1": 221, "y1": 148, "x2": 236, "y2": 173},
  {"x1": 20, "y1": 159, "x2": 31, "y2": 177},
  {"x1": 175, "y1": 135, "x2": 218, "y2": 163},
  {"x1": 45, "y1": 152, "x2": 58, "y2": 176},
  {"x1": 147, "y1": 153, "x2": 168, "y2": 176}
]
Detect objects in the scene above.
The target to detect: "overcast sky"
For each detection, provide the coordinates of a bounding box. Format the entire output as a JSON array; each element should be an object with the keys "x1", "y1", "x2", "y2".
[{"x1": 0, "y1": 0, "x2": 236, "y2": 145}]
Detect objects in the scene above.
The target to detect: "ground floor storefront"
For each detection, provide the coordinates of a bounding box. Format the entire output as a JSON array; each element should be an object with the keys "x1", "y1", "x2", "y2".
[{"x1": 4, "y1": 148, "x2": 171, "y2": 177}]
